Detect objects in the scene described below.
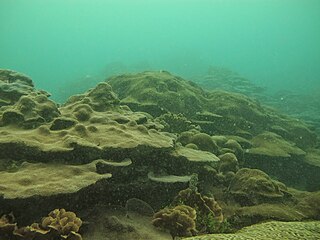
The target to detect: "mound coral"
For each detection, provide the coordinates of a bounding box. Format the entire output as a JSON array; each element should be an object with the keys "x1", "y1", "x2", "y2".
[
  {"x1": 218, "y1": 153, "x2": 239, "y2": 174},
  {"x1": 177, "y1": 131, "x2": 219, "y2": 154},
  {"x1": 228, "y1": 168, "x2": 288, "y2": 205}
]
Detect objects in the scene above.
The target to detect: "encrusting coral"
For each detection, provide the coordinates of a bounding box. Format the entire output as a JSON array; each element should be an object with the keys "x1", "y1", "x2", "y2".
[{"x1": 152, "y1": 204, "x2": 198, "y2": 239}]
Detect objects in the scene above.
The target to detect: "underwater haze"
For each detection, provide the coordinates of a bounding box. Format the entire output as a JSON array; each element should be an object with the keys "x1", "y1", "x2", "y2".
[
  {"x1": 2, "y1": 1, "x2": 320, "y2": 239},
  {"x1": 0, "y1": 0, "x2": 320, "y2": 102}
]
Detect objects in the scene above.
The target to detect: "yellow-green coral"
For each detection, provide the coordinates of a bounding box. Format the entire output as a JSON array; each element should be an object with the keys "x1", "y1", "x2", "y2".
[
  {"x1": 12, "y1": 209, "x2": 82, "y2": 240},
  {"x1": 183, "y1": 221, "x2": 320, "y2": 240},
  {"x1": 172, "y1": 188, "x2": 224, "y2": 234},
  {"x1": 0, "y1": 213, "x2": 17, "y2": 239},
  {"x1": 152, "y1": 205, "x2": 197, "y2": 238},
  {"x1": 41, "y1": 208, "x2": 82, "y2": 237}
]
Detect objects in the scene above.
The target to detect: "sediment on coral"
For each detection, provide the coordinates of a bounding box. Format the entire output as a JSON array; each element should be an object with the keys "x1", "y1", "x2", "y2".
[{"x1": 0, "y1": 69, "x2": 320, "y2": 240}]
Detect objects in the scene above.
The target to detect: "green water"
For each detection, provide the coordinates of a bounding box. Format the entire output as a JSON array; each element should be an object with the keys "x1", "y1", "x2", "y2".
[{"x1": 0, "y1": 0, "x2": 320, "y2": 102}]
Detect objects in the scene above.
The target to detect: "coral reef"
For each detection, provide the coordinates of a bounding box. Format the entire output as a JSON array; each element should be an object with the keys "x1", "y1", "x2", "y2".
[
  {"x1": 218, "y1": 153, "x2": 239, "y2": 174},
  {"x1": 183, "y1": 221, "x2": 320, "y2": 240},
  {"x1": 247, "y1": 132, "x2": 305, "y2": 158},
  {"x1": 1, "y1": 69, "x2": 320, "y2": 240},
  {"x1": 0, "y1": 69, "x2": 59, "y2": 129},
  {"x1": 0, "y1": 213, "x2": 17, "y2": 240},
  {"x1": 39, "y1": 208, "x2": 82, "y2": 239},
  {"x1": 193, "y1": 66, "x2": 266, "y2": 99},
  {"x1": 177, "y1": 131, "x2": 219, "y2": 154},
  {"x1": 106, "y1": 71, "x2": 319, "y2": 190},
  {"x1": 0, "y1": 160, "x2": 111, "y2": 199},
  {"x1": 152, "y1": 205, "x2": 197, "y2": 238},
  {"x1": 0, "y1": 69, "x2": 35, "y2": 107},
  {"x1": 172, "y1": 188, "x2": 224, "y2": 234},
  {"x1": 18, "y1": 211, "x2": 81, "y2": 240},
  {"x1": 0, "y1": 209, "x2": 82, "y2": 240},
  {"x1": 228, "y1": 168, "x2": 288, "y2": 205},
  {"x1": 156, "y1": 113, "x2": 196, "y2": 133},
  {"x1": 295, "y1": 191, "x2": 320, "y2": 219},
  {"x1": 107, "y1": 71, "x2": 206, "y2": 117}
]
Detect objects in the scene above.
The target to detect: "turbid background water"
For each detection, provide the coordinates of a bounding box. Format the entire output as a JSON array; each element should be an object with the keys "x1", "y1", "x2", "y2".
[{"x1": 0, "y1": 0, "x2": 319, "y2": 102}]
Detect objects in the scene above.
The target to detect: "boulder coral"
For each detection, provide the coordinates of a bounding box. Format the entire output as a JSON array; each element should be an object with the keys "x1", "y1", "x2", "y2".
[
  {"x1": 218, "y1": 153, "x2": 239, "y2": 174},
  {"x1": 223, "y1": 139, "x2": 243, "y2": 160},
  {"x1": 228, "y1": 168, "x2": 289, "y2": 205},
  {"x1": 177, "y1": 131, "x2": 219, "y2": 154},
  {"x1": 189, "y1": 133, "x2": 219, "y2": 154}
]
